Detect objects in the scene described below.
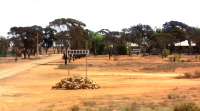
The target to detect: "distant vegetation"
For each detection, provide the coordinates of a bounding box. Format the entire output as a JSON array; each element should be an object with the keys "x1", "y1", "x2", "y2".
[{"x1": 1, "y1": 18, "x2": 200, "y2": 61}]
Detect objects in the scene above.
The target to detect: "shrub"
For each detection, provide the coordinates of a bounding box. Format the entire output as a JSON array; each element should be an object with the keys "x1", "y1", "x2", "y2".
[
  {"x1": 116, "y1": 45, "x2": 127, "y2": 55},
  {"x1": 194, "y1": 71, "x2": 200, "y2": 78},
  {"x1": 97, "y1": 44, "x2": 105, "y2": 55},
  {"x1": 195, "y1": 55, "x2": 200, "y2": 62},
  {"x1": 168, "y1": 56, "x2": 176, "y2": 62},
  {"x1": 174, "y1": 103, "x2": 200, "y2": 111},
  {"x1": 180, "y1": 71, "x2": 200, "y2": 79},
  {"x1": 71, "y1": 105, "x2": 80, "y2": 111},
  {"x1": 121, "y1": 103, "x2": 138, "y2": 111},
  {"x1": 168, "y1": 54, "x2": 181, "y2": 62},
  {"x1": 168, "y1": 93, "x2": 180, "y2": 100},
  {"x1": 174, "y1": 54, "x2": 181, "y2": 62},
  {"x1": 184, "y1": 72, "x2": 193, "y2": 79},
  {"x1": 162, "y1": 49, "x2": 170, "y2": 58}
]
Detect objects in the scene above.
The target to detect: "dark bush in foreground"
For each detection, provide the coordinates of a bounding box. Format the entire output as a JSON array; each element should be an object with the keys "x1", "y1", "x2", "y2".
[{"x1": 52, "y1": 76, "x2": 100, "y2": 90}]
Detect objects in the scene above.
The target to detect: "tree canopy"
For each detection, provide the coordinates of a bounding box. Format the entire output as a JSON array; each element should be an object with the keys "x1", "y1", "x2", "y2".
[{"x1": 2, "y1": 18, "x2": 200, "y2": 58}]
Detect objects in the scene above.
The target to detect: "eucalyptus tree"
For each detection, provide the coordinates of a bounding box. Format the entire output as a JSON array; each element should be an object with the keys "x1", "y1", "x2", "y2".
[
  {"x1": 49, "y1": 18, "x2": 87, "y2": 50},
  {"x1": 163, "y1": 21, "x2": 193, "y2": 53},
  {"x1": 151, "y1": 31, "x2": 175, "y2": 53},
  {"x1": 121, "y1": 28, "x2": 132, "y2": 55},
  {"x1": 86, "y1": 30, "x2": 96, "y2": 54},
  {"x1": 190, "y1": 27, "x2": 200, "y2": 53},
  {"x1": 127, "y1": 24, "x2": 154, "y2": 55},
  {"x1": 49, "y1": 18, "x2": 88, "y2": 64},
  {"x1": 97, "y1": 29, "x2": 120, "y2": 59},
  {"x1": 97, "y1": 29, "x2": 111, "y2": 59},
  {"x1": 43, "y1": 26, "x2": 56, "y2": 54},
  {"x1": 0, "y1": 37, "x2": 9, "y2": 57},
  {"x1": 31, "y1": 25, "x2": 44, "y2": 55},
  {"x1": 8, "y1": 25, "x2": 44, "y2": 59}
]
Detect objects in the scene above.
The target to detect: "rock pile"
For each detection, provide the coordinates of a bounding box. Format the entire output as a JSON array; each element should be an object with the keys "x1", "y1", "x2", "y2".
[{"x1": 52, "y1": 76, "x2": 100, "y2": 90}]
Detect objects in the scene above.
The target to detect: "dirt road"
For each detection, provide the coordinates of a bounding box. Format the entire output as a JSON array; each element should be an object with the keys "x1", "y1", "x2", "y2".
[{"x1": 0, "y1": 54, "x2": 62, "y2": 79}]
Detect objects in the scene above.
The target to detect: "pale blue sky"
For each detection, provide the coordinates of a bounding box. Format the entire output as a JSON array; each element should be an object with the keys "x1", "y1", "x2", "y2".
[{"x1": 0, "y1": 0, "x2": 199, "y2": 36}]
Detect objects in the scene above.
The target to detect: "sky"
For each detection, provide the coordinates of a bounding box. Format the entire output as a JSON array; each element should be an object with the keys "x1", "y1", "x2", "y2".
[{"x1": 0, "y1": 0, "x2": 200, "y2": 36}]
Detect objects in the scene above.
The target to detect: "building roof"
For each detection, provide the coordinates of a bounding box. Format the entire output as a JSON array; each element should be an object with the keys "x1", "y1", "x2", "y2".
[{"x1": 175, "y1": 40, "x2": 196, "y2": 46}]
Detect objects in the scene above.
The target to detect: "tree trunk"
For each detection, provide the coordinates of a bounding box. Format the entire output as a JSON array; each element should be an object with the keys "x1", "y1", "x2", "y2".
[
  {"x1": 188, "y1": 39, "x2": 192, "y2": 54},
  {"x1": 108, "y1": 48, "x2": 112, "y2": 60},
  {"x1": 64, "y1": 53, "x2": 68, "y2": 65},
  {"x1": 45, "y1": 48, "x2": 48, "y2": 54},
  {"x1": 93, "y1": 41, "x2": 97, "y2": 55},
  {"x1": 23, "y1": 49, "x2": 27, "y2": 59}
]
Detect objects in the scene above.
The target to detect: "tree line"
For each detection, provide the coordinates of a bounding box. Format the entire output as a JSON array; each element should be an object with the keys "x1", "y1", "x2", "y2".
[
  {"x1": 89, "y1": 21, "x2": 200, "y2": 57},
  {"x1": 1, "y1": 18, "x2": 200, "y2": 60}
]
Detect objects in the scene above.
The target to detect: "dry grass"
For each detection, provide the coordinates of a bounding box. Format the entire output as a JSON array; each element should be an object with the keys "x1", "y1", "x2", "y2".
[
  {"x1": 174, "y1": 103, "x2": 200, "y2": 111},
  {"x1": 177, "y1": 71, "x2": 200, "y2": 79},
  {"x1": 1, "y1": 55, "x2": 200, "y2": 111},
  {"x1": 69, "y1": 101, "x2": 200, "y2": 111}
]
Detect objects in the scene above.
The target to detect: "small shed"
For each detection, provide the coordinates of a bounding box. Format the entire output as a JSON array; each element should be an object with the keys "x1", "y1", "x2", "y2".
[
  {"x1": 175, "y1": 40, "x2": 196, "y2": 47},
  {"x1": 174, "y1": 40, "x2": 196, "y2": 53}
]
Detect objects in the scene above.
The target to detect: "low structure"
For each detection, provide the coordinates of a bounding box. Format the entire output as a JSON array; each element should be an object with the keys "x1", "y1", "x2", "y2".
[{"x1": 174, "y1": 40, "x2": 197, "y2": 54}]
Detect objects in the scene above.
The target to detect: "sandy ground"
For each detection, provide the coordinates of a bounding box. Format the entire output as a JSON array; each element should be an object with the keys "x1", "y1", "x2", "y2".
[
  {"x1": 0, "y1": 54, "x2": 62, "y2": 79},
  {"x1": 0, "y1": 55, "x2": 200, "y2": 111}
]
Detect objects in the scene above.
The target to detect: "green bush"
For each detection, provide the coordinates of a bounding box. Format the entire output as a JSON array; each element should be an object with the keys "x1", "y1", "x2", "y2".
[
  {"x1": 0, "y1": 51, "x2": 7, "y2": 57},
  {"x1": 116, "y1": 45, "x2": 127, "y2": 55},
  {"x1": 96, "y1": 44, "x2": 105, "y2": 55}
]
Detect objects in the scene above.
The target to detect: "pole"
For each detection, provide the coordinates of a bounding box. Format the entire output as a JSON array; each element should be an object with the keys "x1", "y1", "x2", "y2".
[
  {"x1": 68, "y1": 63, "x2": 70, "y2": 76},
  {"x1": 67, "y1": 50, "x2": 70, "y2": 76},
  {"x1": 85, "y1": 54, "x2": 88, "y2": 79}
]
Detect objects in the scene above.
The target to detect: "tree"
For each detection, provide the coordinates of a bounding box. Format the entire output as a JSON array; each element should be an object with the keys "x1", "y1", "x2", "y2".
[
  {"x1": 50, "y1": 18, "x2": 87, "y2": 50},
  {"x1": 43, "y1": 26, "x2": 56, "y2": 54},
  {"x1": 163, "y1": 21, "x2": 193, "y2": 53},
  {"x1": 8, "y1": 25, "x2": 44, "y2": 59},
  {"x1": 49, "y1": 18, "x2": 88, "y2": 64},
  {"x1": 86, "y1": 30, "x2": 105, "y2": 55},
  {"x1": 190, "y1": 27, "x2": 200, "y2": 53},
  {"x1": 97, "y1": 29, "x2": 119, "y2": 59},
  {"x1": 0, "y1": 37, "x2": 9, "y2": 57},
  {"x1": 127, "y1": 24, "x2": 154, "y2": 55},
  {"x1": 151, "y1": 31, "x2": 175, "y2": 53}
]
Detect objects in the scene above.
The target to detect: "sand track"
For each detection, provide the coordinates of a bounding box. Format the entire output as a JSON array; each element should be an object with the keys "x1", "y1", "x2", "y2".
[{"x1": 0, "y1": 54, "x2": 62, "y2": 79}]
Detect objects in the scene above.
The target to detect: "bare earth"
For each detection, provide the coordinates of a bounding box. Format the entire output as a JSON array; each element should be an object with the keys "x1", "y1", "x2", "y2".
[{"x1": 0, "y1": 55, "x2": 200, "y2": 111}]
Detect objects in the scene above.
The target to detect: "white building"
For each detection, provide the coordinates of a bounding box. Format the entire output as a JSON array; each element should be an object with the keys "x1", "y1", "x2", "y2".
[{"x1": 175, "y1": 40, "x2": 196, "y2": 47}]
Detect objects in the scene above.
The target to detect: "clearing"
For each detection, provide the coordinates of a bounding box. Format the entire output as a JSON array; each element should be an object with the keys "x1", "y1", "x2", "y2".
[{"x1": 0, "y1": 55, "x2": 200, "y2": 111}]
